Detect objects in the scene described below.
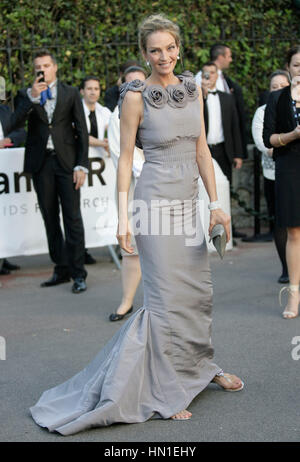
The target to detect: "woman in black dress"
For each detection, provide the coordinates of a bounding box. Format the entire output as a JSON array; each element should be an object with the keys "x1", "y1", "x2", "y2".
[{"x1": 263, "y1": 46, "x2": 300, "y2": 319}]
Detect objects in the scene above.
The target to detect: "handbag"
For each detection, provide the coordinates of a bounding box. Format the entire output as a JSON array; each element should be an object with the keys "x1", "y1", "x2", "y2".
[{"x1": 209, "y1": 224, "x2": 227, "y2": 259}]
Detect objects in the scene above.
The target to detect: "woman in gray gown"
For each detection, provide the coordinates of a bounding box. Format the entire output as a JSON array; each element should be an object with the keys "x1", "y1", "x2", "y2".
[{"x1": 30, "y1": 14, "x2": 244, "y2": 434}]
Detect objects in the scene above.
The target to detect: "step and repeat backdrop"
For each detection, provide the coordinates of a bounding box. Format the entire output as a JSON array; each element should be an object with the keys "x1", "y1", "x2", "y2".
[
  {"x1": 0, "y1": 148, "x2": 232, "y2": 258},
  {"x1": 0, "y1": 148, "x2": 118, "y2": 258}
]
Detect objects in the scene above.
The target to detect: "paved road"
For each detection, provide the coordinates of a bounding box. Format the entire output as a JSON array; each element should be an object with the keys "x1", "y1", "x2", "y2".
[{"x1": 0, "y1": 241, "x2": 299, "y2": 442}]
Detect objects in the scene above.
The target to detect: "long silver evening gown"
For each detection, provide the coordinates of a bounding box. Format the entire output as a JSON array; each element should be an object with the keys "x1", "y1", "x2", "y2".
[{"x1": 30, "y1": 72, "x2": 222, "y2": 435}]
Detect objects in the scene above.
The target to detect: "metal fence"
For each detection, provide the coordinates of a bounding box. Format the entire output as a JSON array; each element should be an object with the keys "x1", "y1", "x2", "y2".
[{"x1": 0, "y1": 22, "x2": 299, "y2": 106}]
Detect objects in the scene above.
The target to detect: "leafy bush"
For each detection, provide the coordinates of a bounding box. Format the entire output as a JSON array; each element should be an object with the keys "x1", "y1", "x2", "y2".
[{"x1": 1, "y1": 0, "x2": 299, "y2": 119}]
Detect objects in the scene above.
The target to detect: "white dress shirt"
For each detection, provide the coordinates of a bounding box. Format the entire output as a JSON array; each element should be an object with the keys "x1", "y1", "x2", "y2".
[
  {"x1": 82, "y1": 100, "x2": 111, "y2": 158},
  {"x1": 251, "y1": 104, "x2": 275, "y2": 181},
  {"x1": 206, "y1": 89, "x2": 225, "y2": 145}
]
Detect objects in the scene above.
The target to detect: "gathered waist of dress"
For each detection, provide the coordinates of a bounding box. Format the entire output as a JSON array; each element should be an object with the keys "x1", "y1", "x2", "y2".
[{"x1": 143, "y1": 139, "x2": 197, "y2": 165}]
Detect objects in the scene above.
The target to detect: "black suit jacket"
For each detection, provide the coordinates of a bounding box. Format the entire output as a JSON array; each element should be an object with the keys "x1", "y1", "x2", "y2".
[
  {"x1": 104, "y1": 85, "x2": 120, "y2": 112},
  {"x1": 15, "y1": 81, "x2": 88, "y2": 174},
  {"x1": 263, "y1": 85, "x2": 300, "y2": 160},
  {"x1": 0, "y1": 104, "x2": 26, "y2": 147},
  {"x1": 223, "y1": 73, "x2": 248, "y2": 158},
  {"x1": 204, "y1": 90, "x2": 243, "y2": 163}
]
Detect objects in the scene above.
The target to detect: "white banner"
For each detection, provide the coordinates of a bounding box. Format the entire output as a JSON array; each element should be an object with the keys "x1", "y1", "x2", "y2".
[
  {"x1": 0, "y1": 149, "x2": 232, "y2": 259},
  {"x1": 0, "y1": 148, "x2": 118, "y2": 258}
]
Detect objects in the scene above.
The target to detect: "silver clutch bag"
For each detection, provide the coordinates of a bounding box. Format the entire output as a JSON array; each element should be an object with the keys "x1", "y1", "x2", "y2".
[{"x1": 209, "y1": 224, "x2": 227, "y2": 259}]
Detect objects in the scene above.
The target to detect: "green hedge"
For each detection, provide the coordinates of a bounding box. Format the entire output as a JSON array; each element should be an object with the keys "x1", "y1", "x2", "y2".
[{"x1": 1, "y1": 0, "x2": 299, "y2": 118}]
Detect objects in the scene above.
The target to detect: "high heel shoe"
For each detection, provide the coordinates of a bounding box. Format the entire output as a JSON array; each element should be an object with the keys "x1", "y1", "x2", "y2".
[
  {"x1": 279, "y1": 285, "x2": 299, "y2": 319},
  {"x1": 109, "y1": 306, "x2": 133, "y2": 322}
]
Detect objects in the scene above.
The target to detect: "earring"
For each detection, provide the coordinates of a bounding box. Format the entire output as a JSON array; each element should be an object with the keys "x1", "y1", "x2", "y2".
[
  {"x1": 177, "y1": 55, "x2": 180, "y2": 60},
  {"x1": 146, "y1": 61, "x2": 150, "y2": 66}
]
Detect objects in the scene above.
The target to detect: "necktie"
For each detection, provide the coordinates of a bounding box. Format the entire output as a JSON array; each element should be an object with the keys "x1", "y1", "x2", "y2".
[
  {"x1": 40, "y1": 87, "x2": 52, "y2": 106},
  {"x1": 208, "y1": 91, "x2": 217, "y2": 95},
  {"x1": 89, "y1": 110, "x2": 98, "y2": 138}
]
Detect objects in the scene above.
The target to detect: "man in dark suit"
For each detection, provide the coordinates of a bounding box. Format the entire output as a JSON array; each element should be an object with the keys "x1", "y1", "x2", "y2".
[
  {"x1": 201, "y1": 62, "x2": 243, "y2": 183},
  {"x1": 197, "y1": 48, "x2": 248, "y2": 238},
  {"x1": 14, "y1": 49, "x2": 89, "y2": 293},
  {"x1": 208, "y1": 44, "x2": 248, "y2": 161},
  {"x1": 0, "y1": 100, "x2": 27, "y2": 275}
]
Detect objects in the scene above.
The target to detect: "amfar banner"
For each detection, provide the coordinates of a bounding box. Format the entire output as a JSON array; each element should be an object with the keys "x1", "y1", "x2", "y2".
[{"x1": 0, "y1": 148, "x2": 118, "y2": 258}]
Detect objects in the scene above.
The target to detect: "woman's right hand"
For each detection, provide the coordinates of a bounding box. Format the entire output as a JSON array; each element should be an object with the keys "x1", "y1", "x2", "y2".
[{"x1": 116, "y1": 220, "x2": 134, "y2": 254}]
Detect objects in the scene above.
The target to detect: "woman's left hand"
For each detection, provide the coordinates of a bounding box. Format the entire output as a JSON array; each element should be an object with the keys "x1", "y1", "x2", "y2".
[{"x1": 209, "y1": 208, "x2": 231, "y2": 243}]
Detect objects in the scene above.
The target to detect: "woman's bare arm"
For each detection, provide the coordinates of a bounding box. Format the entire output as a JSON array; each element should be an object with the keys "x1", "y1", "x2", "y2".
[
  {"x1": 195, "y1": 86, "x2": 218, "y2": 203},
  {"x1": 117, "y1": 90, "x2": 143, "y2": 253}
]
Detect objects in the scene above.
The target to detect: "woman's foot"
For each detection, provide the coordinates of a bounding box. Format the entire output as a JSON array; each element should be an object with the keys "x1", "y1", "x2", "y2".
[
  {"x1": 171, "y1": 409, "x2": 192, "y2": 420},
  {"x1": 280, "y1": 285, "x2": 299, "y2": 319},
  {"x1": 212, "y1": 371, "x2": 244, "y2": 392}
]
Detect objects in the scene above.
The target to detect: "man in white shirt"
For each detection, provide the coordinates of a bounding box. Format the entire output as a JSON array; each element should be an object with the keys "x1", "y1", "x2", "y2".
[
  {"x1": 80, "y1": 76, "x2": 112, "y2": 264},
  {"x1": 201, "y1": 62, "x2": 243, "y2": 182},
  {"x1": 196, "y1": 44, "x2": 248, "y2": 163},
  {"x1": 201, "y1": 61, "x2": 245, "y2": 240},
  {"x1": 80, "y1": 76, "x2": 111, "y2": 159},
  {"x1": 200, "y1": 53, "x2": 247, "y2": 239}
]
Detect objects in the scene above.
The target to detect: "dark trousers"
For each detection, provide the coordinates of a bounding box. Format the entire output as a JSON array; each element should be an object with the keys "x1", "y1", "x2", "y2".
[
  {"x1": 32, "y1": 153, "x2": 87, "y2": 280},
  {"x1": 209, "y1": 143, "x2": 243, "y2": 233},
  {"x1": 209, "y1": 142, "x2": 232, "y2": 183},
  {"x1": 264, "y1": 177, "x2": 275, "y2": 233},
  {"x1": 264, "y1": 177, "x2": 288, "y2": 275}
]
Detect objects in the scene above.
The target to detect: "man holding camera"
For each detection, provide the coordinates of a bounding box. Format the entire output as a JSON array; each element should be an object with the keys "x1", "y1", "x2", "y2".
[{"x1": 15, "y1": 49, "x2": 89, "y2": 293}]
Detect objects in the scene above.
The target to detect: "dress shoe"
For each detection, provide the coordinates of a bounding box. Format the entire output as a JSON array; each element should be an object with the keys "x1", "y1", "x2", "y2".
[
  {"x1": 84, "y1": 251, "x2": 97, "y2": 265},
  {"x1": 72, "y1": 278, "x2": 87, "y2": 294},
  {"x1": 41, "y1": 273, "x2": 70, "y2": 287},
  {"x1": 0, "y1": 267, "x2": 10, "y2": 275},
  {"x1": 109, "y1": 306, "x2": 133, "y2": 322},
  {"x1": 3, "y1": 259, "x2": 20, "y2": 271}
]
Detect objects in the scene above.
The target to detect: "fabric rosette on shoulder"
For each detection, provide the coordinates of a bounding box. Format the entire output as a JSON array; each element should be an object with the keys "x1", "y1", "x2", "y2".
[
  {"x1": 144, "y1": 85, "x2": 169, "y2": 109},
  {"x1": 183, "y1": 79, "x2": 199, "y2": 101},
  {"x1": 180, "y1": 70, "x2": 194, "y2": 78},
  {"x1": 119, "y1": 79, "x2": 146, "y2": 98},
  {"x1": 167, "y1": 86, "x2": 187, "y2": 108},
  {"x1": 118, "y1": 79, "x2": 146, "y2": 117},
  {"x1": 128, "y1": 79, "x2": 147, "y2": 93},
  {"x1": 179, "y1": 72, "x2": 199, "y2": 101}
]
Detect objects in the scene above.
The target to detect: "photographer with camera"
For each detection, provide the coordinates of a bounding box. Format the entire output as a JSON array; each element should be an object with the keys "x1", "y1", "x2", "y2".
[{"x1": 14, "y1": 49, "x2": 89, "y2": 293}]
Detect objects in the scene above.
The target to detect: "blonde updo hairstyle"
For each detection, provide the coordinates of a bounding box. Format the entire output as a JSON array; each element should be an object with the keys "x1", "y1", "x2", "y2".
[{"x1": 138, "y1": 14, "x2": 181, "y2": 55}]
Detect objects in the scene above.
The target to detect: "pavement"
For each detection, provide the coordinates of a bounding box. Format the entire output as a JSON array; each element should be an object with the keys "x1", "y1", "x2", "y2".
[{"x1": 0, "y1": 238, "x2": 299, "y2": 442}]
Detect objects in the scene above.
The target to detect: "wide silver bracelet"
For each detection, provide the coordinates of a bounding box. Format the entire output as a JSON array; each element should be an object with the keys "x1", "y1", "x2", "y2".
[{"x1": 208, "y1": 200, "x2": 221, "y2": 211}]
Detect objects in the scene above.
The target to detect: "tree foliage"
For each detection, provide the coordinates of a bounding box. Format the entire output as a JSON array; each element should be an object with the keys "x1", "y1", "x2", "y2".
[{"x1": 0, "y1": 0, "x2": 299, "y2": 117}]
